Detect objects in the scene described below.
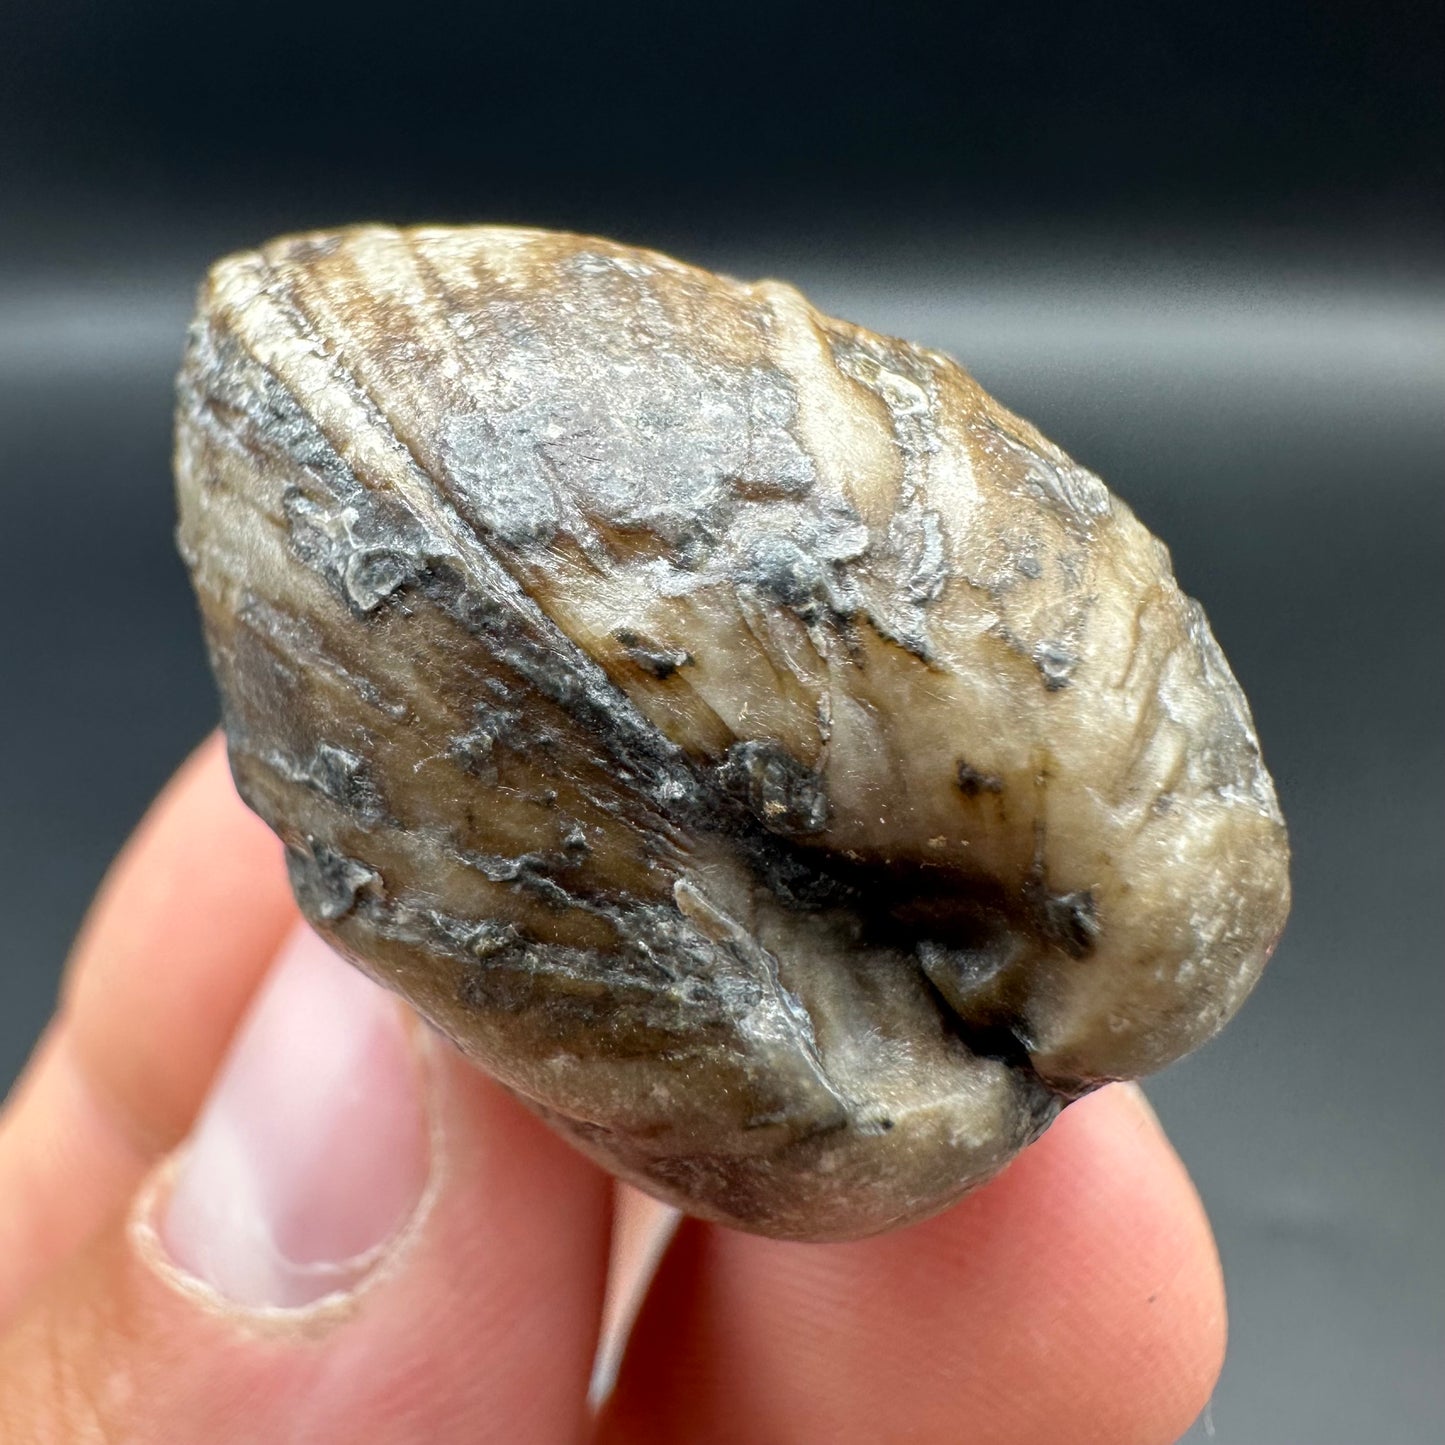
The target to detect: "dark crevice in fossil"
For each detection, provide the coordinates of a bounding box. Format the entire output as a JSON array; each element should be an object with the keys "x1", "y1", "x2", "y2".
[
  {"x1": 1025, "y1": 875, "x2": 1101, "y2": 959},
  {"x1": 913, "y1": 966, "x2": 1080, "y2": 1114},
  {"x1": 915, "y1": 967, "x2": 1031, "y2": 1072},
  {"x1": 729, "y1": 827, "x2": 1015, "y2": 957},
  {"x1": 715, "y1": 828, "x2": 1094, "y2": 1108},
  {"x1": 716, "y1": 740, "x2": 829, "y2": 838}
]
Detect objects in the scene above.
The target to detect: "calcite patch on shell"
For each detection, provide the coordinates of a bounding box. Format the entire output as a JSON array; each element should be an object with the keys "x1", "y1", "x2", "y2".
[{"x1": 174, "y1": 225, "x2": 1290, "y2": 1240}]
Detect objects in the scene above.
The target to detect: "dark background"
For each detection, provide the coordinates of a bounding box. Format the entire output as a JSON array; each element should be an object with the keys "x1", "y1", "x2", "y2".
[{"x1": 2, "y1": 2, "x2": 1441, "y2": 1439}]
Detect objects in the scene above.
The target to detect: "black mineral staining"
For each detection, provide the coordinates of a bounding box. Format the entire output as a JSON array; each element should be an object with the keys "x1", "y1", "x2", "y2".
[
  {"x1": 743, "y1": 535, "x2": 832, "y2": 617},
  {"x1": 343, "y1": 548, "x2": 419, "y2": 613},
  {"x1": 615, "y1": 629, "x2": 693, "y2": 679},
  {"x1": 1033, "y1": 640, "x2": 1079, "y2": 691},
  {"x1": 1037, "y1": 888, "x2": 1101, "y2": 958},
  {"x1": 187, "y1": 330, "x2": 357, "y2": 495},
  {"x1": 458, "y1": 848, "x2": 587, "y2": 911},
  {"x1": 281, "y1": 486, "x2": 435, "y2": 616},
  {"x1": 745, "y1": 840, "x2": 861, "y2": 913},
  {"x1": 286, "y1": 838, "x2": 380, "y2": 922},
  {"x1": 465, "y1": 920, "x2": 522, "y2": 959},
  {"x1": 449, "y1": 725, "x2": 500, "y2": 779},
  {"x1": 307, "y1": 743, "x2": 386, "y2": 824},
  {"x1": 955, "y1": 759, "x2": 1004, "y2": 798},
  {"x1": 717, "y1": 739, "x2": 829, "y2": 837},
  {"x1": 414, "y1": 562, "x2": 708, "y2": 822}
]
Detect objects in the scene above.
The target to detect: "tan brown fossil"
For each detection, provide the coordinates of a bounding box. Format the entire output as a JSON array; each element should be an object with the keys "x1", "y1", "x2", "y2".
[{"x1": 174, "y1": 225, "x2": 1290, "y2": 1240}]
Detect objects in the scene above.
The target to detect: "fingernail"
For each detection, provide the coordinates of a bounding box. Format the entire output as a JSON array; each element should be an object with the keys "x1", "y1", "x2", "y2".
[{"x1": 158, "y1": 923, "x2": 430, "y2": 1309}]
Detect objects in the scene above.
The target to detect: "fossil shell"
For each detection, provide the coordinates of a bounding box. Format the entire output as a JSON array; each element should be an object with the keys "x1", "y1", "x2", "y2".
[{"x1": 175, "y1": 226, "x2": 1290, "y2": 1240}]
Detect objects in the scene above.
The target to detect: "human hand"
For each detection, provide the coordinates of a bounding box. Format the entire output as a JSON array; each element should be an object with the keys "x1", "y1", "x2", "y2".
[{"x1": 0, "y1": 735, "x2": 1224, "y2": 1443}]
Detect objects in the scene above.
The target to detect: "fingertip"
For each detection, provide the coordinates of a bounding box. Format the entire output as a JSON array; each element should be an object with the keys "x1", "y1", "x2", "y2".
[
  {"x1": 603, "y1": 1083, "x2": 1226, "y2": 1445},
  {"x1": 984, "y1": 1083, "x2": 1226, "y2": 1444},
  {"x1": 892, "y1": 1083, "x2": 1226, "y2": 1444}
]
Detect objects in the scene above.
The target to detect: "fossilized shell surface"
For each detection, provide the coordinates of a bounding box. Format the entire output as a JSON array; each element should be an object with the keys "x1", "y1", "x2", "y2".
[{"x1": 175, "y1": 225, "x2": 1290, "y2": 1240}]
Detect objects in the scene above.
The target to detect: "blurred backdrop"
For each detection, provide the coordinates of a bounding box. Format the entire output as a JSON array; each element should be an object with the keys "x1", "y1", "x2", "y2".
[{"x1": 1, "y1": 1, "x2": 1441, "y2": 1439}]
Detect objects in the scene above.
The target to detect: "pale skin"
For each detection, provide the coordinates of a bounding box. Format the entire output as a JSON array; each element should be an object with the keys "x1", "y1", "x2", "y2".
[{"x1": 0, "y1": 734, "x2": 1225, "y2": 1442}]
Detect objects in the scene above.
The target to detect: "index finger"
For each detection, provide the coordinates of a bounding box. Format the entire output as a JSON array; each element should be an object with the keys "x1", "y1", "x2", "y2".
[
  {"x1": 0, "y1": 733, "x2": 295, "y2": 1318},
  {"x1": 599, "y1": 1083, "x2": 1226, "y2": 1445}
]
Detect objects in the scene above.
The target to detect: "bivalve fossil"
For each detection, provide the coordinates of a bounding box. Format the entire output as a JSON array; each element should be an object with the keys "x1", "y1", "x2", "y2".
[{"x1": 175, "y1": 225, "x2": 1290, "y2": 1239}]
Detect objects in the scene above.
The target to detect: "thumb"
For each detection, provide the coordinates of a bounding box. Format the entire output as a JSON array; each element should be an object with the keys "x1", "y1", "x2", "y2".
[{"x1": 0, "y1": 925, "x2": 611, "y2": 1444}]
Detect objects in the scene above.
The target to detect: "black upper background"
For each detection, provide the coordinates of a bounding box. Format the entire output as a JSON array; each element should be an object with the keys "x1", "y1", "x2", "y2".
[
  {"x1": 1, "y1": 4, "x2": 1441, "y2": 1442},
  {"x1": 2, "y1": 0, "x2": 1440, "y2": 245}
]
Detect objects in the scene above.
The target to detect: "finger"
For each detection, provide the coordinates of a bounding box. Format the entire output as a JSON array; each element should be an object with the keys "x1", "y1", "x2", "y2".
[
  {"x1": 0, "y1": 733, "x2": 295, "y2": 1318},
  {"x1": 598, "y1": 1085, "x2": 1225, "y2": 1445},
  {"x1": 0, "y1": 925, "x2": 612, "y2": 1444}
]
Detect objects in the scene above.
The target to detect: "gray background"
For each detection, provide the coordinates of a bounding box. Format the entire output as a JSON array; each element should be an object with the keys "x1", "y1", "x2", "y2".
[{"x1": 2, "y1": 1, "x2": 1442, "y2": 1439}]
